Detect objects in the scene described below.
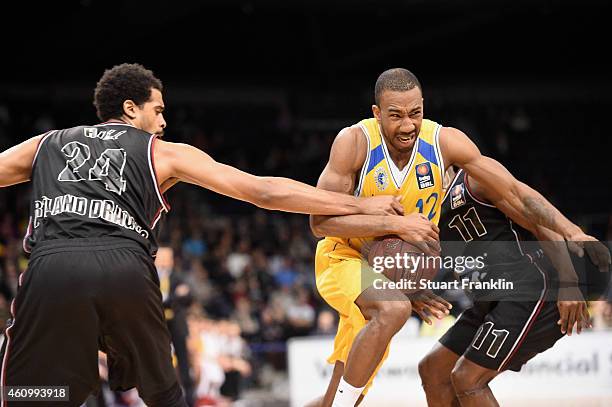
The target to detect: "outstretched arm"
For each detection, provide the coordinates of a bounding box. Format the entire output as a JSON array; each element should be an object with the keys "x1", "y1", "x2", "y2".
[
  {"x1": 152, "y1": 138, "x2": 402, "y2": 216},
  {"x1": 441, "y1": 127, "x2": 587, "y2": 244},
  {"x1": 0, "y1": 135, "x2": 44, "y2": 187}
]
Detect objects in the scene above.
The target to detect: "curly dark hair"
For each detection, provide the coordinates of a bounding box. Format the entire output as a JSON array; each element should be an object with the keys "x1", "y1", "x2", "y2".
[
  {"x1": 374, "y1": 68, "x2": 421, "y2": 106},
  {"x1": 93, "y1": 63, "x2": 163, "y2": 121}
]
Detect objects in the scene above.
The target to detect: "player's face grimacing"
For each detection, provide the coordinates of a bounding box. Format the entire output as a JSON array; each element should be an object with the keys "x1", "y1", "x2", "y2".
[
  {"x1": 133, "y1": 88, "x2": 167, "y2": 136},
  {"x1": 373, "y1": 87, "x2": 424, "y2": 154}
]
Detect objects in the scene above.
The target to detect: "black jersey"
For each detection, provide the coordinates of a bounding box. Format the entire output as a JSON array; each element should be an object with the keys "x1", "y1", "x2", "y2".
[
  {"x1": 24, "y1": 122, "x2": 170, "y2": 257},
  {"x1": 439, "y1": 169, "x2": 542, "y2": 277}
]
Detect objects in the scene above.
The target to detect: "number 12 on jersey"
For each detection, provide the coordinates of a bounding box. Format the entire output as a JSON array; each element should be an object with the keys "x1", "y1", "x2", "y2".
[{"x1": 416, "y1": 192, "x2": 438, "y2": 220}]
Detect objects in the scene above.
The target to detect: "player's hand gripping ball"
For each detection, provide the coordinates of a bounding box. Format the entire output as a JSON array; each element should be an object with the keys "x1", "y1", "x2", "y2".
[{"x1": 366, "y1": 237, "x2": 439, "y2": 294}]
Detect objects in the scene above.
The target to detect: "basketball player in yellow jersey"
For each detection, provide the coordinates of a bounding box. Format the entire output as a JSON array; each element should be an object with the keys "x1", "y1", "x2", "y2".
[{"x1": 307, "y1": 68, "x2": 598, "y2": 407}]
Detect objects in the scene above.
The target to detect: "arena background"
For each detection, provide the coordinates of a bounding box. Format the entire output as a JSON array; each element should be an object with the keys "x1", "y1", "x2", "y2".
[{"x1": 0, "y1": 0, "x2": 611, "y2": 406}]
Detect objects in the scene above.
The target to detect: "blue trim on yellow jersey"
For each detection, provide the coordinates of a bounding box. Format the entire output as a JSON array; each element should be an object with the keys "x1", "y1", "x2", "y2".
[
  {"x1": 366, "y1": 145, "x2": 384, "y2": 174},
  {"x1": 418, "y1": 139, "x2": 438, "y2": 166}
]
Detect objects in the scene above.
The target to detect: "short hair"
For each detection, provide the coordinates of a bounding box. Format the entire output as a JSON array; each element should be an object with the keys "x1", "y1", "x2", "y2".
[
  {"x1": 93, "y1": 63, "x2": 163, "y2": 121},
  {"x1": 374, "y1": 68, "x2": 421, "y2": 105}
]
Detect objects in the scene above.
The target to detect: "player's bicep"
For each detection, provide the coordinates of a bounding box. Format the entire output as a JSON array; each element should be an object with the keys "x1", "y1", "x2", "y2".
[
  {"x1": 443, "y1": 128, "x2": 534, "y2": 230},
  {"x1": 443, "y1": 127, "x2": 506, "y2": 187},
  {"x1": 169, "y1": 142, "x2": 262, "y2": 201},
  {"x1": 0, "y1": 134, "x2": 44, "y2": 187},
  {"x1": 443, "y1": 130, "x2": 519, "y2": 207},
  {"x1": 315, "y1": 127, "x2": 364, "y2": 194},
  {"x1": 316, "y1": 162, "x2": 355, "y2": 195},
  {"x1": 309, "y1": 127, "x2": 364, "y2": 233},
  {"x1": 467, "y1": 158, "x2": 535, "y2": 231},
  {"x1": 465, "y1": 156, "x2": 519, "y2": 203}
]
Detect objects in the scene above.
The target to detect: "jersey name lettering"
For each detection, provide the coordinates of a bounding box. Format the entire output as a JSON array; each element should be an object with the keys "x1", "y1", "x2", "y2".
[
  {"x1": 33, "y1": 194, "x2": 149, "y2": 238},
  {"x1": 83, "y1": 127, "x2": 127, "y2": 140}
]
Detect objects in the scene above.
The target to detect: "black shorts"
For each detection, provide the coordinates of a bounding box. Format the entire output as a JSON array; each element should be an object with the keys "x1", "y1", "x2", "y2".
[
  {"x1": 439, "y1": 261, "x2": 564, "y2": 372},
  {"x1": 0, "y1": 238, "x2": 178, "y2": 406}
]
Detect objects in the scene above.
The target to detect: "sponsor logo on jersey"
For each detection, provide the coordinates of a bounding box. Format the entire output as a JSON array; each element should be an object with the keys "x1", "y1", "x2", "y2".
[
  {"x1": 451, "y1": 183, "x2": 467, "y2": 209},
  {"x1": 415, "y1": 162, "x2": 434, "y2": 189},
  {"x1": 373, "y1": 167, "x2": 389, "y2": 191},
  {"x1": 84, "y1": 127, "x2": 126, "y2": 140}
]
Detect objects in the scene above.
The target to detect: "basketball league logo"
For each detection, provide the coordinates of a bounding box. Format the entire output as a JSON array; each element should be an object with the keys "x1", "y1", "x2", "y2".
[
  {"x1": 373, "y1": 167, "x2": 389, "y2": 191},
  {"x1": 450, "y1": 184, "x2": 467, "y2": 209},
  {"x1": 415, "y1": 162, "x2": 434, "y2": 189}
]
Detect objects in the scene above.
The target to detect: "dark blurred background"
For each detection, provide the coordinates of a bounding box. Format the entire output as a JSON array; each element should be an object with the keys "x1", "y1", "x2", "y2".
[{"x1": 0, "y1": 0, "x2": 611, "y2": 405}]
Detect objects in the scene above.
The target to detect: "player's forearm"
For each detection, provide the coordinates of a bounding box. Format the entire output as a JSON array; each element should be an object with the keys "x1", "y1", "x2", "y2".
[
  {"x1": 534, "y1": 225, "x2": 579, "y2": 284},
  {"x1": 0, "y1": 165, "x2": 31, "y2": 187},
  {"x1": 169, "y1": 144, "x2": 368, "y2": 215},
  {"x1": 0, "y1": 163, "x2": 23, "y2": 187},
  {"x1": 516, "y1": 182, "x2": 582, "y2": 240},
  {"x1": 0, "y1": 138, "x2": 38, "y2": 187},
  {"x1": 260, "y1": 177, "x2": 364, "y2": 215},
  {"x1": 310, "y1": 214, "x2": 397, "y2": 238},
  {"x1": 457, "y1": 152, "x2": 580, "y2": 240}
]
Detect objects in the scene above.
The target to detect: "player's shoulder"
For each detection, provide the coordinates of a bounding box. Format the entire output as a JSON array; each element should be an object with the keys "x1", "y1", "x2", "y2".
[
  {"x1": 152, "y1": 138, "x2": 179, "y2": 159},
  {"x1": 153, "y1": 139, "x2": 210, "y2": 165},
  {"x1": 438, "y1": 126, "x2": 475, "y2": 160},
  {"x1": 330, "y1": 124, "x2": 368, "y2": 172},
  {"x1": 439, "y1": 126, "x2": 467, "y2": 140},
  {"x1": 336, "y1": 123, "x2": 366, "y2": 142}
]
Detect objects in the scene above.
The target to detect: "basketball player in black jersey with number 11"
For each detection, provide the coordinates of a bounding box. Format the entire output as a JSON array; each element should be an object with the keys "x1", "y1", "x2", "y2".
[
  {"x1": 418, "y1": 167, "x2": 611, "y2": 407},
  {"x1": 0, "y1": 64, "x2": 441, "y2": 407}
]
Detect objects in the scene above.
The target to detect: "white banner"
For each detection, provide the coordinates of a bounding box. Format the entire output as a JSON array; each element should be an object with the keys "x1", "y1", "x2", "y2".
[{"x1": 288, "y1": 330, "x2": 612, "y2": 407}]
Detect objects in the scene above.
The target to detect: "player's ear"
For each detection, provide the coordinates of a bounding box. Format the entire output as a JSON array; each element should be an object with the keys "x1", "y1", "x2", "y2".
[
  {"x1": 122, "y1": 99, "x2": 138, "y2": 119},
  {"x1": 372, "y1": 104, "x2": 381, "y2": 120}
]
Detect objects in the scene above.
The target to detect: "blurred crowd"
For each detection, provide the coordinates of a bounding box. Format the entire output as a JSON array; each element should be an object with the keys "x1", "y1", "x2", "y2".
[{"x1": 0, "y1": 94, "x2": 611, "y2": 405}]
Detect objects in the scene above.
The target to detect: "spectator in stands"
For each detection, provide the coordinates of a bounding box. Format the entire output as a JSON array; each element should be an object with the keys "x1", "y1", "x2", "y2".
[
  {"x1": 155, "y1": 246, "x2": 195, "y2": 405},
  {"x1": 232, "y1": 297, "x2": 260, "y2": 340},
  {"x1": 190, "y1": 317, "x2": 228, "y2": 406},
  {"x1": 313, "y1": 309, "x2": 337, "y2": 336},
  {"x1": 286, "y1": 287, "x2": 315, "y2": 337},
  {"x1": 226, "y1": 240, "x2": 251, "y2": 279},
  {"x1": 182, "y1": 231, "x2": 207, "y2": 260},
  {"x1": 219, "y1": 321, "x2": 252, "y2": 401}
]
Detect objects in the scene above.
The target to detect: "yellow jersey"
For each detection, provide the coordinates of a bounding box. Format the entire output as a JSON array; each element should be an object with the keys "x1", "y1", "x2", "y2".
[{"x1": 327, "y1": 117, "x2": 445, "y2": 253}]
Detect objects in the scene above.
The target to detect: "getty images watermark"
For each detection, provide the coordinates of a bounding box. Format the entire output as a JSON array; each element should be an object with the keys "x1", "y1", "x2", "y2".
[{"x1": 370, "y1": 253, "x2": 515, "y2": 291}]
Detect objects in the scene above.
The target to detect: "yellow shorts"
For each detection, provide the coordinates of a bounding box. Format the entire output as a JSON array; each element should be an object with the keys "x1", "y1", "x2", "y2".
[{"x1": 314, "y1": 238, "x2": 391, "y2": 394}]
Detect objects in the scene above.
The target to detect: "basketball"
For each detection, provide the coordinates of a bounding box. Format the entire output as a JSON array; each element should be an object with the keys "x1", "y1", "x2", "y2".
[{"x1": 366, "y1": 237, "x2": 439, "y2": 294}]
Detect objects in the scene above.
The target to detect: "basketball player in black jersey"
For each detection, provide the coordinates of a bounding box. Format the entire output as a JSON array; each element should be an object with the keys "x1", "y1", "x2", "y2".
[
  {"x1": 418, "y1": 168, "x2": 610, "y2": 407},
  {"x1": 0, "y1": 63, "x2": 439, "y2": 407}
]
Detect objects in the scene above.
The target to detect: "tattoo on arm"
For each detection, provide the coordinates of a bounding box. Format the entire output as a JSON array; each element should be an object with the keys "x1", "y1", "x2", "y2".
[{"x1": 522, "y1": 196, "x2": 556, "y2": 229}]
